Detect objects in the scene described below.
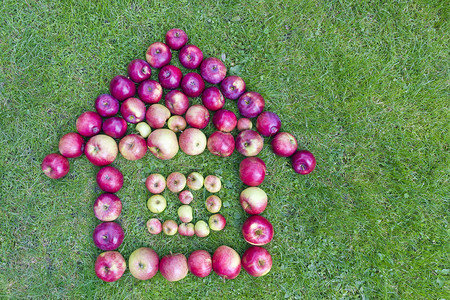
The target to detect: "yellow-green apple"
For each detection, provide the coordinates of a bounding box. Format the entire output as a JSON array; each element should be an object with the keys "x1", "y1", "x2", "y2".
[
  {"x1": 128, "y1": 247, "x2": 159, "y2": 280},
  {"x1": 188, "y1": 250, "x2": 212, "y2": 278},
  {"x1": 195, "y1": 220, "x2": 210, "y2": 237},
  {"x1": 239, "y1": 157, "x2": 266, "y2": 186},
  {"x1": 212, "y1": 246, "x2": 241, "y2": 280},
  {"x1": 84, "y1": 134, "x2": 118, "y2": 166},
  {"x1": 179, "y1": 128, "x2": 207, "y2": 156},
  {"x1": 119, "y1": 134, "x2": 147, "y2": 161},
  {"x1": 162, "y1": 220, "x2": 178, "y2": 236},
  {"x1": 205, "y1": 195, "x2": 222, "y2": 213},
  {"x1": 242, "y1": 246, "x2": 272, "y2": 277},
  {"x1": 271, "y1": 132, "x2": 298, "y2": 157},
  {"x1": 146, "y1": 218, "x2": 162, "y2": 235},
  {"x1": 95, "y1": 251, "x2": 126, "y2": 282},
  {"x1": 186, "y1": 172, "x2": 204, "y2": 190},
  {"x1": 240, "y1": 187, "x2": 268, "y2": 215},
  {"x1": 41, "y1": 153, "x2": 70, "y2": 179},
  {"x1": 235, "y1": 130, "x2": 263, "y2": 157},
  {"x1": 136, "y1": 122, "x2": 151, "y2": 138},
  {"x1": 159, "y1": 253, "x2": 188, "y2": 282},
  {"x1": 93, "y1": 222, "x2": 124, "y2": 251},
  {"x1": 76, "y1": 111, "x2": 102, "y2": 137},
  {"x1": 96, "y1": 166, "x2": 123, "y2": 193},
  {"x1": 237, "y1": 92, "x2": 265, "y2": 118},
  {"x1": 209, "y1": 214, "x2": 226, "y2": 231},
  {"x1": 242, "y1": 215, "x2": 273, "y2": 246},
  {"x1": 145, "y1": 173, "x2": 166, "y2": 194},
  {"x1": 178, "y1": 205, "x2": 193, "y2": 223},
  {"x1": 166, "y1": 172, "x2": 186, "y2": 193},
  {"x1": 146, "y1": 104, "x2": 171, "y2": 129},
  {"x1": 147, "y1": 195, "x2": 167, "y2": 213},
  {"x1": 147, "y1": 129, "x2": 179, "y2": 160},
  {"x1": 145, "y1": 42, "x2": 171, "y2": 69},
  {"x1": 58, "y1": 132, "x2": 84, "y2": 158},
  {"x1": 94, "y1": 193, "x2": 122, "y2": 221}
]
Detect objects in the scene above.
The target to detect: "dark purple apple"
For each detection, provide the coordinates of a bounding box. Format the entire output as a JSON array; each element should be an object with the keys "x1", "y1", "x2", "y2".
[
  {"x1": 200, "y1": 57, "x2": 227, "y2": 84},
  {"x1": 239, "y1": 157, "x2": 266, "y2": 186},
  {"x1": 93, "y1": 222, "x2": 124, "y2": 251},
  {"x1": 58, "y1": 132, "x2": 85, "y2": 158},
  {"x1": 220, "y1": 76, "x2": 246, "y2": 100},
  {"x1": 95, "y1": 251, "x2": 126, "y2": 282},
  {"x1": 95, "y1": 94, "x2": 120, "y2": 117},
  {"x1": 137, "y1": 80, "x2": 163, "y2": 104},
  {"x1": 84, "y1": 134, "x2": 118, "y2": 166},
  {"x1": 212, "y1": 246, "x2": 241, "y2": 280},
  {"x1": 165, "y1": 90, "x2": 189, "y2": 115},
  {"x1": 102, "y1": 117, "x2": 127, "y2": 139},
  {"x1": 146, "y1": 42, "x2": 172, "y2": 68},
  {"x1": 110, "y1": 75, "x2": 136, "y2": 101},
  {"x1": 41, "y1": 153, "x2": 70, "y2": 179},
  {"x1": 159, "y1": 253, "x2": 188, "y2": 282},
  {"x1": 185, "y1": 104, "x2": 209, "y2": 129},
  {"x1": 271, "y1": 132, "x2": 298, "y2": 157},
  {"x1": 118, "y1": 134, "x2": 147, "y2": 161},
  {"x1": 188, "y1": 250, "x2": 212, "y2": 278},
  {"x1": 256, "y1": 111, "x2": 281, "y2": 137},
  {"x1": 127, "y1": 59, "x2": 152, "y2": 83},
  {"x1": 242, "y1": 246, "x2": 272, "y2": 277},
  {"x1": 235, "y1": 130, "x2": 263, "y2": 157},
  {"x1": 94, "y1": 193, "x2": 122, "y2": 222},
  {"x1": 120, "y1": 97, "x2": 146, "y2": 124},
  {"x1": 242, "y1": 215, "x2": 274, "y2": 246},
  {"x1": 180, "y1": 72, "x2": 205, "y2": 97},
  {"x1": 207, "y1": 131, "x2": 235, "y2": 157},
  {"x1": 202, "y1": 87, "x2": 225, "y2": 111},
  {"x1": 292, "y1": 150, "x2": 316, "y2": 174},
  {"x1": 158, "y1": 65, "x2": 182, "y2": 89},
  {"x1": 96, "y1": 166, "x2": 123, "y2": 193},
  {"x1": 212, "y1": 109, "x2": 237, "y2": 132},
  {"x1": 76, "y1": 111, "x2": 102, "y2": 137},
  {"x1": 179, "y1": 45, "x2": 203, "y2": 69},
  {"x1": 165, "y1": 28, "x2": 188, "y2": 50},
  {"x1": 238, "y1": 92, "x2": 265, "y2": 118}
]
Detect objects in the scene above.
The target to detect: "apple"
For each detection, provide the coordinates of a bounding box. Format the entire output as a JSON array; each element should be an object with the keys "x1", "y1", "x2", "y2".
[
  {"x1": 202, "y1": 87, "x2": 225, "y2": 111},
  {"x1": 186, "y1": 172, "x2": 204, "y2": 190},
  {"x1": 145, "y1": 42, "x2": 172, "y2": 69},
  {"x1": 188, "y1": 250, "x2": 212, "y2": 278},
  {"x1": 93, "y1": 222, "x2": 124, "y2": 251},
  {"x1": 146, "y1": 218, "x2": 162, "y2": 235},
  {"x1": 136, "y1": 122, "x2": 151, "y2": 138},
  {"x1": 127, "y1": 59, "x2": 151, "y2": 83},
  {"x1": 207, "y1": 131, "x2": 235, "y2": 157},
  {"x1": 167, "y1": 115, "x2": 187, "y2": 133},
  {"x1": 200, "y1": 57, "x2": 227, "y2": 84},
  {"x1": 178, "y1": 205, "x2": 193, "y2": 223},
  {"x1": 94, "y1": 193, "x2": 122, "y2": 221},
  {"x1": 179, "y1": 128, "x2": 207, "y2": 156},
  {"x1": 120, "y1": 97, "x2": 146, "y2": 124},
  {"x1": 147, "y1": 129, "x2": 179, "y2": 160},
  {"x1": 185, "y1": 104, "x2": 210, "y2": 129},
  {"x1": 137, "y1": 80, "x2": 163, "y2": 104},
  {"x1": 162, "y1": 220, "x2": 178, "y2": 236},
  {"x1": 212, "y1": 246, "x2": 241, "y2": 280},
  {"x1": 240, "y1": 187, "x2": 268, "y2": 215},
  {"x1": 41, "y1": 153, "x2": 70, "y2": 179},
  {"x1": 119, "y1": 134, "x2": 147, "y2": 161},
  {"x1": 220, "y1": 76, "x2": 246, "y2": 100},
  {"x1": 237, "y1": 118, "x2": 252, "y2": 131},
  {"x1": 164, "y1": 90, "x2": 189, "y2": 115},
  {"x1": 95, "y1": 251, "x2": 126, "y2": 282},
  {"x1": 159, "y1": 253, "x2": 188, "y2": 282},
  {"x1": 239, "y1": 157, "x2": 266, "y2": 186},
  {"x1": 76, "y1": 111, "x2": 102, "y2": 137},
  {"x1": 84, "y1": 134, "x2": 118, "y2": 166},
  {"x1": 235, "y1": 130, "x2": 264, "y2": 157},
  {"x1": 158, "y1": 65, "x2": 182, "y2": 89},
  {"x1": 178, "y1": 223, "x2": 195, "y2": 236},
  {"x1": 242, "y1": 246, "x2": 272, "y2": 277},
  {"x1": 128, "y1": 247, "x2": 159, "y2": 280},
  {"x1": 110, "y1": 75, "x2": 136, "y2": 101},
  {"x1": 204, "y1": 175, "x2": 221, "y2": 193},
  {"x1": 212, "y1": 109, "x2": 237, "y2": 132},
  {"x1": 145, "y1": 173, "x2": 166, "y2": 194},
  {"x1": 256, "y1": 111, "x2": 281, "y2": 137},
  {"x1": 96, "y1": 166, "x2": 124, "y2": 193},
  {"x1": 95, "y1": 94, "x2": 120, "y2": 117},
  {"x1": 195, "y1": 220, "x2": 210, "y2": 237},
  {"x1": 147, "y1": 195, "x2": 167, "y2": 213},
  {"x1": 180, "y1": 72, "x2": 205, "y2": 97},
  {"x1": 271, "y1": 132, "x2": 298, "y2": 157},
  {"x1": 166, "y1": 28, "x2": 188, "y2": 50},
  {"x1": 102, "y1": 117, "x2": 127, "y2": 139},
  {"x1": 166, "y1": 172, "x2": 186, "y2": 193},
  {"x1": 237, "y1": 92, "x2": 265, "y2": 118},
  {"x1": 178, "y1": 190, "x2": 193, "y2": 204},
  {"x1": 242, "y1": 215, "x2": 274, "y2": 246},
  {"x1": 58, "y1": 132, "x2": 84, "y2": 158},
  {"x1": 205, "y1": 195, "x2": 222, "y2": 213},
  {"x1": 292, "y1": 150, "x2": 316, "y2": 174},
  {"x1": 146, "y1": 104, "x2": 171, "y2": 129},
  {"x1": 179, "y1": 44, "x2": 203, "y2": 69},
  {"x1": 209, "y1": 214, "x2": 226, "y2": 231}
]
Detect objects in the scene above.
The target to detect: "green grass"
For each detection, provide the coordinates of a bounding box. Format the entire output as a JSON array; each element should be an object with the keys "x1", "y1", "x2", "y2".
[{"x1": 0, "y1": 0, "x2": 448, "y2": 298}]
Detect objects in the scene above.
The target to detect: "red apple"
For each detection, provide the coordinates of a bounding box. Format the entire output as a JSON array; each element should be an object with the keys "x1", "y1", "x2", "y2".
[
  {"x1": 162, "y1": 220, "x2": 178, "y2": 236},
  {"x1": 158, "y1": 65, "x2": 182, "y2": 89},
  {"x1": 237, "y1": 92, "x2": 265, "y2": 118},
  {"x1": 58, "y1": 132, "x2": 85, "y2": 158},
  {"x1": 256, "y1": 111, "x2": 281, "y2": 137},
  {"x1": 212, "y1": 109, "x2": 237, "y2": 132},
  {"x1": 180, "y1": 72, "x2": 205, "y2": 97},
  {"x1": 166, "y1": 172, "x2": 186, "y2": 193},
  {"x1": 292, "y1": 150, "x2": 316, "y2": 174},
  {"x1": 76, "y1": 111, "x2": 102, "y2": 137},
  {"x1": 202, "y1": 87, "x2": 225, "y2": 111},
  {"x1": 178, "y1": 190, "x2": 193, "y2": 204},
  {"x1": 237, "y1": 118, "x2": 253, "y2": 131},
  {"x1": 204, "y1": 175, "x2": 221, "y2": 193},
  {"x1": 178, "y1": 223, "x2": 195, "y2": 236},
  {"x1": 159, "y1": 253, "x2": 188, "y2": 282},
  {"x1": 147, "y1": 129, "x2": 179, "y2": 160},
  {"x1": 207, "y1": 131, "x2": 235, "y2": 157},
  {"x1": 240, "y1": 187, "x2": 268, "y2": 215},
  {"x1": 102, "y1": 117, "x2": 127, "y2": 139},
  {"x1": 242, "y1": 246, "x2": 272, "y2": 277},
  {"x1": 212, "y1": 246, "x2": 241, "y2": 280},
  {"x1": 41, "y1": 153, "x2": 70, "y2": 179},
  {"x1": 271, "y1": 132, "x2": 298, "y2": 157},
  {"x1": 242, "y1": 215, "x2": 274, "y2": 246},
  {"x1": 95, "y1": 251, "x2": 126, "y2": 282},
  {"x1": 179, "y1": 128, "x2": 207, "y2": 156},
  {"x1": 209, "y1": 214, "x2": 226, "y2": 231},
  {"x1": 235, "y1": 130, "x2": 263, "y2": 157},
  {"x1": 120, "y1": 97, "x2": 146, "y2": 124},
  {"x1": 94, "y1": 193, "x2": 122, "y2": 221},
  {"x1": 200, "y1": 57, "x2": 227, "y2": 84},
  {"x1": 188, "y1": 250, "x2": 212, "y2": 278},
  {"x1": 147, "y1": 195, "x2": 167, "y2": 213},
  {"x1": 137, "y1": 80, "x2": 163, "y2": 104},
  {"x1": 119, "y1": 134, "x2": 147, "y2": 161},
  {"x1": 129, "y1": 247, "x2": 159, "y2": 280},
  {"x1": 164, "y1": 90, "x2": 189, "y2": 115},
  {"x1": 145, "y1": 173, "x2": 166, "y2": 194},
  {"x1": 166, "y1": 28, "x2": 188, "y2": 50},
  {"x1": 220, "y1": 76, "x2": 246, "y2": 100},
  {"x1": 127, "y1": 59, "x2": 151, "y2": 83},
  {"x1": 145, "y1": 42, "x2": 172, "y2": 69},
  {"x1": 84, "y1": 134, "x2": 118, "y2": 166},
  {"x1": 167, "y1": 115, "x2": 187, "y2": 133},
  {"x1": 93, "y1": 222, "x2": 124, "y2": 251},
  {"x1": 185, "y1": 105, "x2": 210, "y2": 129},
  {"x1": 239, "y1": 157, "x2": 266, "y2": 186},
  {"x1": 179, "y1": 44, "x2": 203, "y2": 69},
  {"x1": 110, "y1": 75, "x2": 136, "y2": 101},
  {"x1": 147, "y1": 218, "x2": 162, "y2": 235},
  {"x1": 205, "y1": 195, "x2": 222, "y2": 213},
  {"x1": 146, "y1": 104, "x2": 171, "y2": 129},
  {"x1": 96, "y1": 166, "x2": 123, "y2": 193},
  {"x1": 95, "y1": 94, "x2": 120, "y2": 117}
]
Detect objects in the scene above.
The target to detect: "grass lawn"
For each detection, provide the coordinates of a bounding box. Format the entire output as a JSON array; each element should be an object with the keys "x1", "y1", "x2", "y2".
[{"x1": 0, "y1": 0, "x2": 448, "y2": 298}]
